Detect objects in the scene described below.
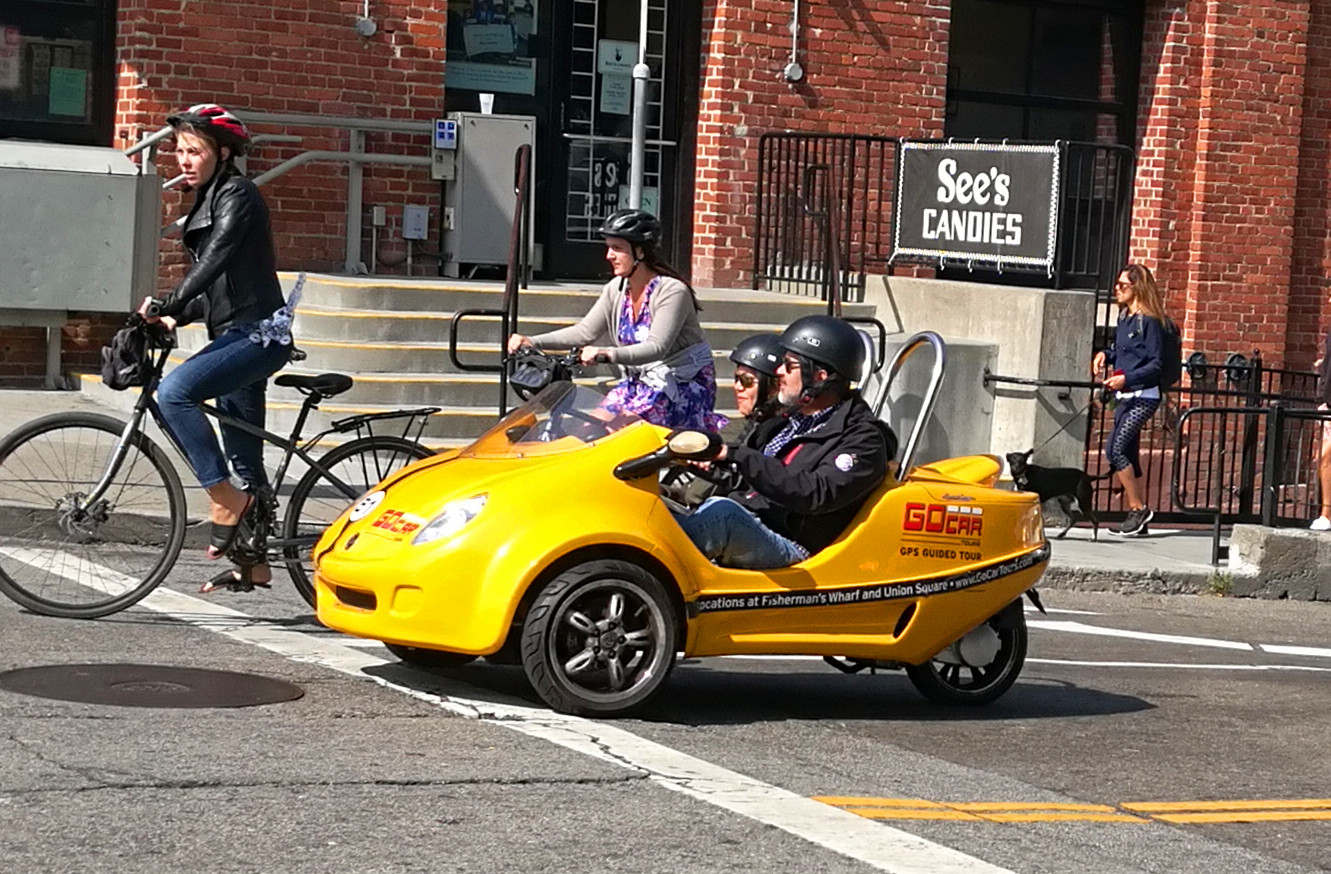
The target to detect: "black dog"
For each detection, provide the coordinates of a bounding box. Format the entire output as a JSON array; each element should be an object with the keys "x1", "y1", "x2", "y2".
[{"x1": 1006, "y1": 449, "x2": 1104, "y2": 541}]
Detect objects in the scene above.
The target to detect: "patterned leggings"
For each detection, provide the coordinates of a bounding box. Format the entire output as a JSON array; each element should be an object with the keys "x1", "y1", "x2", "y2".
[{"x1": 1106, "y1": 396, "x2": 1160, "y2": 477}]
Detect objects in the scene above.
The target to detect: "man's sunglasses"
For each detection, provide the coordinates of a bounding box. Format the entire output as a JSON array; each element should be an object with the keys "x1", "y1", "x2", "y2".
[{"x1": 733, "y1": 372, "x2": 758, "y2": 389}]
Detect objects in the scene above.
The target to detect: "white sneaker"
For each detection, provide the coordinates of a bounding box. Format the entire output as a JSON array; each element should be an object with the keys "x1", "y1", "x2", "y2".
[{"x1": 1311, "y1": 516, "x2": 1331, "y2": 531}]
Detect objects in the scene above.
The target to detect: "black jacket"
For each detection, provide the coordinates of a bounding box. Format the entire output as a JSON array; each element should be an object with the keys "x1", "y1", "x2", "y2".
[
  {"x1": 723, "y1": 396, "x2": 895, "y2": 555},
  {"x1": 158, "y1": 165, "x2": 284, "y2": 339}
]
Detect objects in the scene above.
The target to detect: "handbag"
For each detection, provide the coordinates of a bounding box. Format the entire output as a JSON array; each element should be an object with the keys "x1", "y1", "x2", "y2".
[{"x1": 99, "y1": 322, "x2": 151, "y2": 391}]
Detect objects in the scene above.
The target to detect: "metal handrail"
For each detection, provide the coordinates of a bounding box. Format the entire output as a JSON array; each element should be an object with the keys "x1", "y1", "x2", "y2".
[
  {"x1": 132, "y1": 110, "x2": 438, "y2": 269},
  {"x1": 446, "y1": 144, "x2": 533, "y2": 419},
  {"x1": 873, "y1": 331, "x2": 947, "y2": 474}
]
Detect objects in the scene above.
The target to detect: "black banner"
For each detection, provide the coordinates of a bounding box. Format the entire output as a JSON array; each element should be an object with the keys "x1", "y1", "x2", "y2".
[
  {"x1": 892, "y1": 141, "x2": 1059, "y2": 270},
  {"x1": 689, "y1": 544, "x2": 1050, "y2": 615}
]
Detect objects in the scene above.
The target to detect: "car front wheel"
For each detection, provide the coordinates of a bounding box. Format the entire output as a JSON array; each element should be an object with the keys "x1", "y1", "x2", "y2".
[{"x1": 520, "y1": 559, "x2": 677, "y2": 717}]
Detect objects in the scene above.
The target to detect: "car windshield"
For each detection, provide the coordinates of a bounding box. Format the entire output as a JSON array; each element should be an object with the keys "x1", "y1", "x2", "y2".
[{"x1": 461, "y1": 383, "x2": 644, "y2": 458}]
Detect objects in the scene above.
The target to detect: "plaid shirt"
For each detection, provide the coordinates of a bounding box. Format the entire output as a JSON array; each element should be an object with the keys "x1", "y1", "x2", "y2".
[{"x1": 762, "y1": 405, "x2": 837, "y2": 458}]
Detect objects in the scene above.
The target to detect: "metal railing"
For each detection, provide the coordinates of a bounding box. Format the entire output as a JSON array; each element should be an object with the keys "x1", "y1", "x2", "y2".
[
  {"x1": 128, "y1": 111, "x2": 434, "y2": 272},
  {"x1": 752, "y1": 136, "x2": 1134, "y2": 299},
  {"x1": 447, "y1": 143, "x2": 533, "y2": 418},
  {"x1": 753, "y1": 133, "x2": 895, "y2": 302}
]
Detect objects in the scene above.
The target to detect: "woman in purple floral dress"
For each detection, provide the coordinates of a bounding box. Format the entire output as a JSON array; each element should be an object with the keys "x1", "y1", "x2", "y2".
[{"x1": 508, "y1": 209, "x2": 726, "y2": 431}]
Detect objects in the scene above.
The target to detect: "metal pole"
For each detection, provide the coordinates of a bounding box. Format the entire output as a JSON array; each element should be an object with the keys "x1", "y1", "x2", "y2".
[
  {"x1": 345, "y1": 129, "x2": 365, "y2": 273},
  {"x1": 628, "y1": 0, "x2": 649, "y2": 209}
]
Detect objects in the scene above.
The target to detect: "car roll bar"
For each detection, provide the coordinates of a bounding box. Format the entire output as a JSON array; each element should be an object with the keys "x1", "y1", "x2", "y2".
[{"x1": 871, "y1": 330, "x2": 947, "y2": 475}]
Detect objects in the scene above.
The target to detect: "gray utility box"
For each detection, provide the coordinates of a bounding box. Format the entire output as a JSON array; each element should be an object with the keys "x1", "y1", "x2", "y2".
[
  {"x1": 0, "y1": 142, "x2": 160, "y2": 312},
  {"x1": 441, "y1": 113, "x2": 536, "y2": 277}
]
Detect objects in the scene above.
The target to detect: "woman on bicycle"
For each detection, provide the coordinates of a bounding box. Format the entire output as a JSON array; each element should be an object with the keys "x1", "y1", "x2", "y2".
[
  {"x1": 506, "y1": 209, "x2": 726, "y2": 431},
  {"x1": 139, "y1": 104, "x2": 296, "y2": 592}
]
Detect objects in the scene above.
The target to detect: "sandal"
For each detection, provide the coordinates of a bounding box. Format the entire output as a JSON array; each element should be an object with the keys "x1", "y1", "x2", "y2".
[
  {"x1": 199, "y1": 565, "x2": 272, "y2": 594},
  {"x1": 207, "y1": 493, "x2": 255, "y2": 559}
]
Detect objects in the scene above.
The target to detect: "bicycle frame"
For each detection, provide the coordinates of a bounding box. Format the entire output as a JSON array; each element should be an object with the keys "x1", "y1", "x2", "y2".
[{"x1": 81, "y1": 338, "x2": 435, "y2": 553}]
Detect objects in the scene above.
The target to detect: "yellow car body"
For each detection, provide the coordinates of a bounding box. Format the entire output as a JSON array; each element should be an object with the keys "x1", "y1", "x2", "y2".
[{"x1": 314, "y1": 383, "x2": 1049, "y2": 715}]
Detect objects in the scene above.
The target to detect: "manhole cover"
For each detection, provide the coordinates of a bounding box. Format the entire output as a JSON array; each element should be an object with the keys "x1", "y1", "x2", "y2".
[{"x1": 0, "y1": 664, "x2": 304, "y2": 709}]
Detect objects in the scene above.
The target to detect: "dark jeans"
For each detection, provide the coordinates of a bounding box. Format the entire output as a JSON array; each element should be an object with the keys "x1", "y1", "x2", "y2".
[{"x1": 157, "y1": 325, "x2": 289, "y2": 490}]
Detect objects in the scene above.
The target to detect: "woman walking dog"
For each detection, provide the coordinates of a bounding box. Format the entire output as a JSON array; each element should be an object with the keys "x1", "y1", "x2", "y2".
[{"x1": 1091, "y1": 263, "x2": 1171, "y2": 537}]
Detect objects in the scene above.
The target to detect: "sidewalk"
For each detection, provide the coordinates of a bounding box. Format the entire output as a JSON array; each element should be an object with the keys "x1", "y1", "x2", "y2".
[{"x1": 0, "y1": 387, "x2": 1225, "y2": 595}]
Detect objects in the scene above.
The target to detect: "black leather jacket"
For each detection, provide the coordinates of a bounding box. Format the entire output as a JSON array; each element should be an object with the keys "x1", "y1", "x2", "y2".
[
  {"x1": 723, "y1": 396, "x2": 896, "y2": 555},
  {"x1": 158, "y1": 164, "x2": 284, "y2": 339}
]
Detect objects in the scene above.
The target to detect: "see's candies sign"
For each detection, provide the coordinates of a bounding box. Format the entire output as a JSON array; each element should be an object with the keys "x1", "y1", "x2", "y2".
[{"x1": 892, "y1": 141, "x2": 1059, "y2": 271}]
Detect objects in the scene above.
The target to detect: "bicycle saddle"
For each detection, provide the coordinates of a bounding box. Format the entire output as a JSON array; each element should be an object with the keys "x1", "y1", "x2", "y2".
[{"x1": 275, "y1": 373, "x2": 354, "y2": 398}]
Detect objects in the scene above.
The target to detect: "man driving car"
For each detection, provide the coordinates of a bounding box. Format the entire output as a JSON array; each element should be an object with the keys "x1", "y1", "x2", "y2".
[{"x1": 678, "y1": 316, "x2": 896, "y2": 569}]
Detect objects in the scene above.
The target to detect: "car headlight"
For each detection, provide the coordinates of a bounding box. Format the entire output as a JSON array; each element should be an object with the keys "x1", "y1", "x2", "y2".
[{"x1": 411, "y1": 494, "x2": 487, "y2": 545}]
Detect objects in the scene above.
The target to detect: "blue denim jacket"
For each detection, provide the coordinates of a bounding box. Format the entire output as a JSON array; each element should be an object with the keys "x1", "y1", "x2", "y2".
[{"x1": 1107, "y1": 312, "x2": 1165, "y2": 391}]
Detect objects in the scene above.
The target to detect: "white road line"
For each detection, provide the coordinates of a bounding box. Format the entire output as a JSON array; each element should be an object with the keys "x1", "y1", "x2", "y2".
[
  {"x1": 1259, "y1": 643, "x2": 1331, "y2": 659},
  {"x1": 1023, "y1": 605, "x2": 1104, "y2": 616},
  {"x1": 1028, "y1": 619, "x2": 1253, "y2": 650},
  {"x1": 1028, "y1": 657, "x2": 1331, "y2": 673},
  {"x1": 7, "y1": 560, "x2": 1012, "y2": 874}
]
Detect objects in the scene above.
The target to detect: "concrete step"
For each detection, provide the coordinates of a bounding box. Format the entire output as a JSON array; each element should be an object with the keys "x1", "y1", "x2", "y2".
[{"x1": 284, "y1": 271, "x2": 867, "y2": 325}]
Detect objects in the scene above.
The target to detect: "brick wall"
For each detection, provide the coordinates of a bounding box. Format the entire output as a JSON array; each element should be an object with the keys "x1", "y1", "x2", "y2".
[
  {"x1": 1132, "y1": 1, "x2": 1316, "y2": 371},
  {"x1": 114, "y1": 0, "x2": 448, "y2": 280},
  {"x1": 690, "y1": 0, "x2": 950, "y2": 288},
  {"x1": 1288, "y1": 2, "x2": 1331, "y2": 370},
  {"x1": 0, "y1": 1, "x2": 451, "y2": 383}
]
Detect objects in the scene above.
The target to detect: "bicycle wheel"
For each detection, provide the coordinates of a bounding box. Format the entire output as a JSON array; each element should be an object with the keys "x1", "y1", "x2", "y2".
[
  {"x1": 282, "y1": 435, "x2": 433, "y2": 606},
  {"x1": 0, "y1": 412, "x2": 186, "y2": 618}
]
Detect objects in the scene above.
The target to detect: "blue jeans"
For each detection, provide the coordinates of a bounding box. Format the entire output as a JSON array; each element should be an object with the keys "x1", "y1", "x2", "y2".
[
  {"x1": 156, "y1": 326, "x2": 289, "y2": 489},
  {"x1": 676, "y1": 496, "x2": 810, "y2": 569}
]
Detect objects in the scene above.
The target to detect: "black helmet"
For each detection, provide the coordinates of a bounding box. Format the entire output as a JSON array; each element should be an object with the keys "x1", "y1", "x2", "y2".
[
  {"x1": 598, "y1": 209, "x2": 662, "y2": 245},
  {"x1": 729, "y1": 334, "x2": 783, "y2": 378},
  {"x1": 778, "y1": 316, "x2": 866, "y2": 382}
]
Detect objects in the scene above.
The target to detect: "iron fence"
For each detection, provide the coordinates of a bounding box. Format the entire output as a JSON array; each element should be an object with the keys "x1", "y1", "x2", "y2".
[
  {"x1": 752, "y1": 133, "x2": 896, "y2": 302},
  {"x1": 752, "y1": 136, "x2": 1135, "y2": 301},
  {"x1": 1085, "y1": 355, "x2": 1322, "y2": 525}
]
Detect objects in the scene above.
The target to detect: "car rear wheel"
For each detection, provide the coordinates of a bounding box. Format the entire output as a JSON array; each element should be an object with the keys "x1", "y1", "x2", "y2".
[
  {"x1": 906, "y1": 601, "x2": 1027, "y2": 705},
  {"x1": 384, "y1": 643, "x2": 478, "y2": 668},
  {"x1": 521, "y1": 559, "x2": 677, "y2": 717}
]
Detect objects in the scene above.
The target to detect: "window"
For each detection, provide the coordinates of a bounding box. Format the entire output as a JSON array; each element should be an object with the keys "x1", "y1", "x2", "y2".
[
  {"x1": 946, "y1": 0, "x2": 1142, "y2": 146},
  {"x1": 0, "y1": 0, "x2": 116, "y2": 145}
]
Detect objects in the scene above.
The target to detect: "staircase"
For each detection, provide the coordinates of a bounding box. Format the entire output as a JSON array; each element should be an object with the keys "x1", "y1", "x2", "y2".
[{"x1": 81, "y1": 272, "x2": 876, "y2": 449}]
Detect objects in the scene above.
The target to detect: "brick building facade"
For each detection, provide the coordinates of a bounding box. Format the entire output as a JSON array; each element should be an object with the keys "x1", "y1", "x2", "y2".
[{"x1": 3, "y1": 0, "x2": 1330, "y2": 383}]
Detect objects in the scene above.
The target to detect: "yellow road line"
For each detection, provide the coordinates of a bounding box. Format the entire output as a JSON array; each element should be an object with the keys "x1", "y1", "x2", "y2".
[
  {"x1": 1122, "y1": 799, "x2": 1331, "y2": 812},
  {"x1": 977, "y1": 812, "x2": 1148, "y2": 823},
  {"x1": 819, "y1": 796, "x2": 1331, "y2": 825},
  {"x1": 1154, "y1": 810, "x2": 1331, "y2": 824},
  {"x1": 843, "y1": 808, "x2": 983, "y2": 822},
  {"x1": 952, "y1": 802, "x2": 1118, "y2": 813}
]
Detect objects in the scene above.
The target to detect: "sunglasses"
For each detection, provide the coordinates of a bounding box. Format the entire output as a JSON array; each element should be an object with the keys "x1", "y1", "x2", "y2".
[
  {"x1": 780, "y1": 355, "x2": 803, "y2": 371},
  {"x1": 734, "y1": 372, "x2": 758, "y2": 389}
]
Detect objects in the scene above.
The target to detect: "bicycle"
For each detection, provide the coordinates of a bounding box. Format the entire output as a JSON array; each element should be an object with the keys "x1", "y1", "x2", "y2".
[{"x1": 0, "y1": 316, "x2": 437, "y2": 619}]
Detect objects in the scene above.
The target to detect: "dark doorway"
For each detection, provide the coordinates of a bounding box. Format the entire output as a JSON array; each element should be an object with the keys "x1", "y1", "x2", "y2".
[{"x1": 542, "y1": 0, "x2": 698, "y2": 279}]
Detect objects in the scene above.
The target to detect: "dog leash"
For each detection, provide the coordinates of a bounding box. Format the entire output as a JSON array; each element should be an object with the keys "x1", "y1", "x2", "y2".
[{"x1": 1027, "y1": 394, "x2": 1097, "y2": 458}]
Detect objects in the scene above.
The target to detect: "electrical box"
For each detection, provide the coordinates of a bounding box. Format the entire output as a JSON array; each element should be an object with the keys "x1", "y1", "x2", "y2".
[
  {"x1": 0, "y1": 142, "x2": 160, "y2": 312},
  {"x1": 431, "y1": 118, "x2": 458, "y2": 181},
  {"x1": 441, "y1": 112, "x2": 536, "y2": 277},
  {"x1": 402, "y1": 205, "x2": 429, "y2": 241}
]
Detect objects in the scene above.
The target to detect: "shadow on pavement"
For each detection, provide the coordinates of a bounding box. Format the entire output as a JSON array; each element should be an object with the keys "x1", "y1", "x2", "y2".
[{"x1": 360, "y1": 657, "x2": 1153, "y2": 726}]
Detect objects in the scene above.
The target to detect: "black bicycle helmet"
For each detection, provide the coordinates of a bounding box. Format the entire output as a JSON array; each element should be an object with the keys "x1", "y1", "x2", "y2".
[
  {"x1": 778, "y1": 315, "x2": 866, "y2": 402},
  {"x1": 598, "y1": 208, "x2": 662, "y2": 245},
  {"x1": 729, "y1": 334, "x2": 783, "y2": 378}
]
